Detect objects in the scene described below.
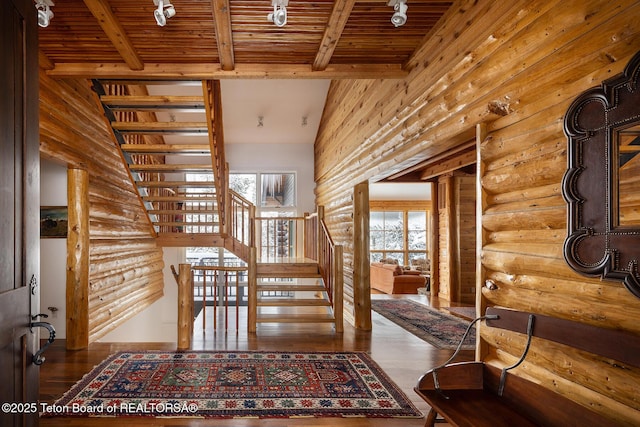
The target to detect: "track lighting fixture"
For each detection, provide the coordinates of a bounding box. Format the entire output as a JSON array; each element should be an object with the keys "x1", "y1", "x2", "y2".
[
  {"x1": 267, "y1": 0, "x2": 288, "y2": 28},
  {"x1": 35, "y1": 0, "x2": 54, "y2": 28},
  {"x1": 389, "y1": 0, "x2": 408, "y2": 27},
  {"x1": 153, "y1": 0, "x2": 176, "y2": 26}
]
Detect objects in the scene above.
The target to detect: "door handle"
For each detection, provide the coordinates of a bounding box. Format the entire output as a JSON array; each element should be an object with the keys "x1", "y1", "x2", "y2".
[{"x1": 30, "y1": 319, "x2": 56, "y2": 365}]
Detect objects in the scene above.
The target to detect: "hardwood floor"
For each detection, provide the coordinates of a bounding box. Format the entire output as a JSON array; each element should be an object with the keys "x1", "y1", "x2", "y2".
[{"x1": 39, "y1": 295, "x2": 473, "y2": 426}]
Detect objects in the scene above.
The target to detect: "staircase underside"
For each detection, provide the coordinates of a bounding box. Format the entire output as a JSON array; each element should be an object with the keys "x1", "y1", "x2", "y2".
[{"x1": 93, "y1": 79, "x2": 227, "y2": 241}]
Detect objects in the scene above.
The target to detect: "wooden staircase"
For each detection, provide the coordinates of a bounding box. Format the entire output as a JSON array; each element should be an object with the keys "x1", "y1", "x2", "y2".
[
  {"x1": 254, "y1": 261, "x2": 338, "y2": 326},
  {"x1": 92, "y1": 79, "x2": 230, "y2": 248},
  {"x1": 92, "y1": 79, "x2": 343, "y2": 336}
]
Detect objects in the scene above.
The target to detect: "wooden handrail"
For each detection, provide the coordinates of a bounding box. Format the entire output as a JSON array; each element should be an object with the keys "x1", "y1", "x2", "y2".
[
  {"x1": 203, "y1": 81, "x2": 227, "y2": 236},
  {"x1": 314, "y1": 207, "x2": 343, "y2": 332},
  {"x1": 228, "y1": 189, "x2": 255, "y2": 251}
]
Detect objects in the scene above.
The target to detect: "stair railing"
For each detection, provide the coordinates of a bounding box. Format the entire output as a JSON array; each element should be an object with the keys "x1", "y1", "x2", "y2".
[
  {"x1": 254, "y1": 216, "x2": 307, "y2": 262},
  {"x1": 226, "y1": 189, "x2": 255, "y2": 261},
  {"x1": 305, "y1": 206, "x2": 343, "y2": 333},
  {"x1": 315, "y1": 212, "x2": 343, "y2": 333},
  {"x1": 192, "y1": 264, "x2": 248, "y2": 331},
  {"x1": 304, "y1": 212, "x2": 318, "y2": 261},
  {"x1": 242, "y1": 204, "x2": 344, "y2": 333}
]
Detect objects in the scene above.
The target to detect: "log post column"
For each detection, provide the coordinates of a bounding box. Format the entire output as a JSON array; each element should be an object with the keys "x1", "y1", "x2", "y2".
[
  {"x1": 177, "y1": 263, "x2": 193, "y2": 350},
  {"x1": 353, "y1": 182, "x2": 371, "y2": 330},
  {"x1": 66, "y1": 168, "x2": 89, "y2": 350}
]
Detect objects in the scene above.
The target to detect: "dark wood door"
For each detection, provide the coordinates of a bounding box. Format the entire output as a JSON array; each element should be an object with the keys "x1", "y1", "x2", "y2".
[{"x1": 0, "y1": 0, "x2": 40, "y2": 426}]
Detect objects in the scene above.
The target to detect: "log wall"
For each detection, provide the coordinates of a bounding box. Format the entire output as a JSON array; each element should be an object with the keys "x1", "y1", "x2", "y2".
[
  {"x1": 39, "y1": 69, "x2": 164, "y2": 344},
  {"x1": 456, "y1": 174, "x2": 476, "y2": 305},
  {"x1": 437, "y1": 176, "x2": 454, "y2": 301},
  {"x1": 314, "y1": 0, "x2": 640, "y2": 422}
]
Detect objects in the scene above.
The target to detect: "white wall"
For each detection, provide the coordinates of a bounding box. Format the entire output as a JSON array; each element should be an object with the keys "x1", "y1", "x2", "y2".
[
  {"x1": 369, "y1": 182, "x2": 431, "y2": 201},
  {"x1": 227, "y1": 142, "x2": 316, "y2": 214},
  {"x1": 40, "y1": 159, "x2": 68, "y2": 338}
]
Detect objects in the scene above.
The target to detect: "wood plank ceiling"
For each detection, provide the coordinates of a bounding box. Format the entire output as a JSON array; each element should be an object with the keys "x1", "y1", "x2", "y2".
[{"x1": 37, "y1": 0, "x2": 454, "y2": 79}]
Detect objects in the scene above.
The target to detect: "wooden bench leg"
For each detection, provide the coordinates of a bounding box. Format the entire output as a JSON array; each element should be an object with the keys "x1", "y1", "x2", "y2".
[{"x1": 425, "y1": 407, "x2": 438, "y2": 427}]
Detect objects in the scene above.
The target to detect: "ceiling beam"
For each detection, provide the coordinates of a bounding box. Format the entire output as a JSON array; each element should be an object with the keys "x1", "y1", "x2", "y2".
[
  {"x1": 82, "y1": 0, "x2": 144, "y2": 70},
  {"x1": 210, "y1": 0, "x2": 235, "y2": 71},
  {"x1": 313, "y1": 0, "x2": 357, "y2": 71},
  {"x1": 419, "y1": 148, "x2": 477, "y2": 181},
  {"x1": 384, "y1": 140, "x2": 476, "y2": 181},
  {"x1": 47, "y1": 63, "x2": 408, "y2": 80}
]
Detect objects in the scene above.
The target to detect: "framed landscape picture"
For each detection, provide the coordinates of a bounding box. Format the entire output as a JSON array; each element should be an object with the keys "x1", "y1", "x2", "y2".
[{"x1": 40, "y1": 206, "x2": 68, "y2": 238}]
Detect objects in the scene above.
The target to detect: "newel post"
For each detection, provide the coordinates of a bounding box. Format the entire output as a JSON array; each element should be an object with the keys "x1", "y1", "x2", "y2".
[
  {"x1": 248, "y1": 247, "x2": 257, "y2": 333},
  {"x1": 334, "y1": 244, "x2": 344, "y2": 333},
  {"x1": 177, "y1": 263, "x2": 193, "y2": 350}
]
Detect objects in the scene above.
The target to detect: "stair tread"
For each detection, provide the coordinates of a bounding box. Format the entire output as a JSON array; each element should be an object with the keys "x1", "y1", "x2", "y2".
[
  {"x1": 100, "y1": 95, "x2": 205, "y2": 110},
  {"x1": 257, "y1": 298, "x2": 331, "y2": 307},
  {"x1": 122, "y1": 144, "x2": 210, "y2": 154},
  {"x1": 136, "y1": 181, "x2": 217, "y2": 188},
  {"x1": 257, "y1": 263, "x2": 320, "y2": 279},
  {"x1": 257, "y1": 284, "x2": 326, "y2": 292},
  {"x1": 256, "y1": 313, "x2": 336, "y2": 323}
]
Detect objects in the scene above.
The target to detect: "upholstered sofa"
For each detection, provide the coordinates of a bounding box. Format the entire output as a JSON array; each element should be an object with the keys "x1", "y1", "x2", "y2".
[{"x1": 370, "y1": 262, "x2": 426, "y2": 294}]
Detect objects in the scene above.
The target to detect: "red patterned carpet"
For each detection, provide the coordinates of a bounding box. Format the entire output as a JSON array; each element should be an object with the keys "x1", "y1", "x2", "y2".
[
  {"x1": 44, "y1": 351, "x2": 422, "y2": 420},
  {"x1": 371, "y1": 299, "x2": 475, "y2": 350}
]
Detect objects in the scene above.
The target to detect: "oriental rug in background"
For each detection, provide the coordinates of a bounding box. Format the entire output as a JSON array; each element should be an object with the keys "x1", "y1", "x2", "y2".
[
  {"x1": 371, "y1": 299, "x2": 475, "y2": 350},
  {"x1": 45, "y1": 351, "x2": 422, "y2": 419}
]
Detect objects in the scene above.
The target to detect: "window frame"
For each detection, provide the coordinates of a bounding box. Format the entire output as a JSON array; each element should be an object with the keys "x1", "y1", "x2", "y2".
[{"x1": 369, "y1": 200, "x2": 431, "y2": 267}]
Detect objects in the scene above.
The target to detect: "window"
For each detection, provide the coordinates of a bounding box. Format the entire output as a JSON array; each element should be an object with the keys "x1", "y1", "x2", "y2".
[
  {"x1": 407, "y1": 211, "x2": 427, "y2": 262},
  {"x1": 186, "y1": 171, "x2": 298, "y2": 264},
  {"x1": 260, "y1": 173, "x2": 295, "y2": 208},
  {"x1": 370, "y1": 203, "x2": 430, "y2": 266},
  {"x1": 371, "y1": 211, "x2": 404, "y2": 264},
  {"x1": 229, "y1": 173, "x2": 256, "y2": 204}
]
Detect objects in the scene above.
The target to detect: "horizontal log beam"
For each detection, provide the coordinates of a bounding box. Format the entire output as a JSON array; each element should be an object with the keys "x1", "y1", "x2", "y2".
[{"x1": 46, "y1": 63, "x2": 409, "y2": 80}]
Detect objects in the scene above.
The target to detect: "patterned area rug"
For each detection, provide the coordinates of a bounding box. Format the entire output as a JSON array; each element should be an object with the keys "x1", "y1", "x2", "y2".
[
  {"x1": 45, "y1": 351, "x2": 422, "y2": 419},
  {"x1": 371, "y1": 299, "x2": 475, "y2": 350}
]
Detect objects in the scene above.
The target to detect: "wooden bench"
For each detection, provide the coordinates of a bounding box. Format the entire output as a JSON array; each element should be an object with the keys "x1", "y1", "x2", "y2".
[{"x1": 414, "y1": 307, "x2": 640, "y2": 427}]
